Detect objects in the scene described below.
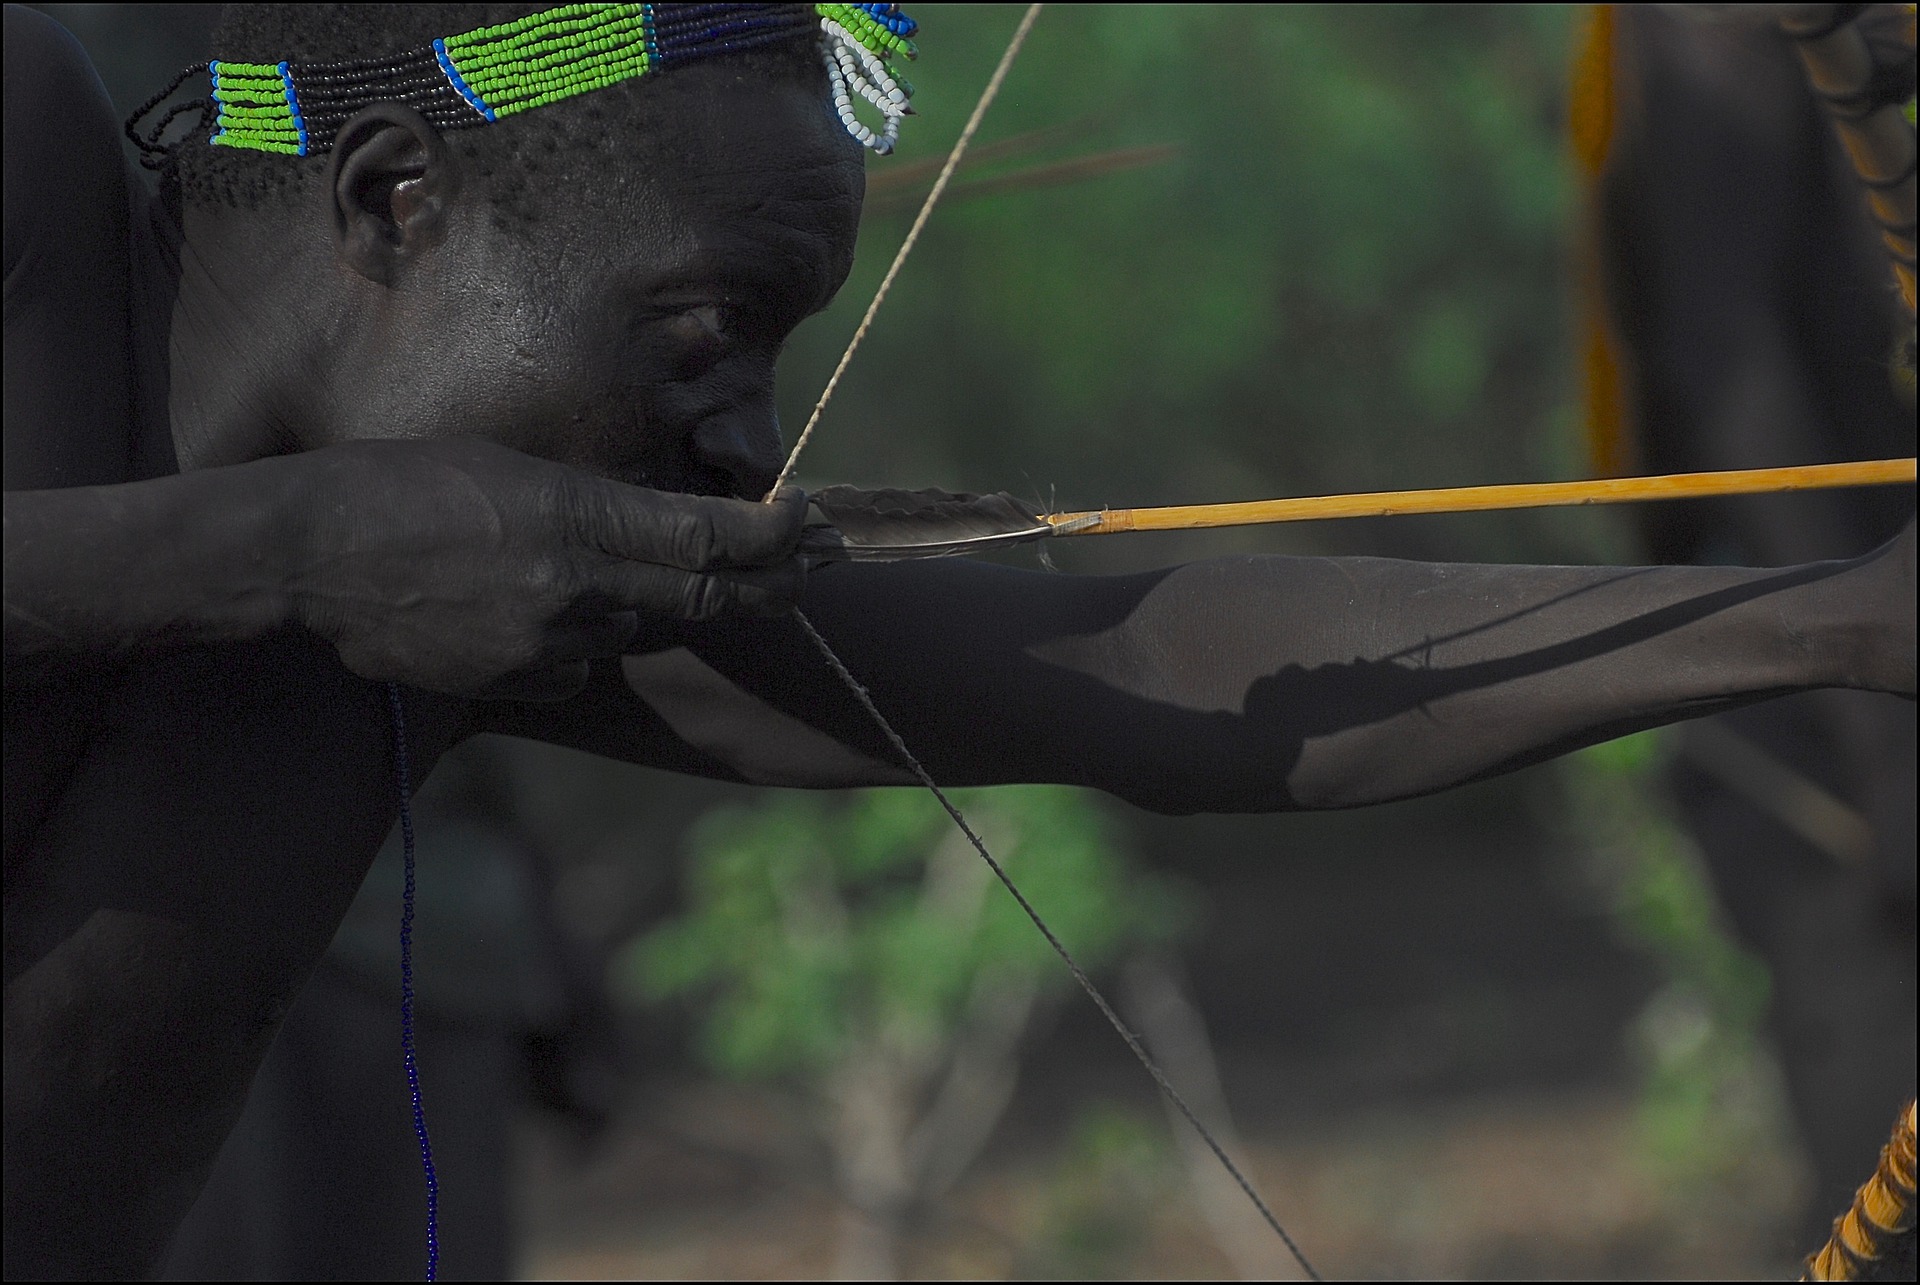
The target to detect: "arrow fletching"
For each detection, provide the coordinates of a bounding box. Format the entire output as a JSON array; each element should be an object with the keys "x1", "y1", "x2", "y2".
[{"x1": 800, "y1": 485, "x2": 1083, "y2": 561}]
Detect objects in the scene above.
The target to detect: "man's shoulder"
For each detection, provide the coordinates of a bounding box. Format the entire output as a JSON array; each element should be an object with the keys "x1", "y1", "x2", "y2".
[
  {"x1": 4, "y1": 6, "x2": 156, "y2": 493},
  {"x1": 4, "y1": 6, "x2": 127, "y2": 281}
]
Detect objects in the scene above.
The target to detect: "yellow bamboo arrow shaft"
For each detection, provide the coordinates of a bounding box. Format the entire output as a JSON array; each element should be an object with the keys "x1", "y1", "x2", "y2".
[{"x1": 1049, "y1": 458, "x2": 1917, "y2": 535}]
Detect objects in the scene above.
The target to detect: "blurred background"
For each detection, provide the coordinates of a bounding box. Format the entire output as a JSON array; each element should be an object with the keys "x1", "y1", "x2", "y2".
[{"x1": 34, "y1": 3, "x2": 1915, "y2": 1278}]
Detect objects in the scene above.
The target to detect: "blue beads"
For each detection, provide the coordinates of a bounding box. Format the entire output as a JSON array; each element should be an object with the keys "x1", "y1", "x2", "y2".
[
  {"x1": 278, "y1": 62, "x2": 310, "y2": 156},
  {"x1": 857, "y1": 3, "x2": 917, "y2": 37},
  {"x1": 650, "y1": 10, "x2": 806, "y2": 64},
  {"x1": 387, "y1": 682, "x2": 440, "y2": 1283},
  {"x1": 433, "y1": 38, "x2": 496, "y2": 121}
]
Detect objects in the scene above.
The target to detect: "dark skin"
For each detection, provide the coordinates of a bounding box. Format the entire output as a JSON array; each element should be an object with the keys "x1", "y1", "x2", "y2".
[{"x1": 2, "y1": 7, "x2": 1915, "y2": 1276}]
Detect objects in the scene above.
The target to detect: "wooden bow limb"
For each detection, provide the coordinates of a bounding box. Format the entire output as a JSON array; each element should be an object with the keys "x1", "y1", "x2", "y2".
[
  {"x1": 1049, "y1": 457, "x2": 1918, "y2": 536},
  {"x1": 1778, "y1": 3, "x2": 1918, "y2": 315},
  {"x1": 1802, "y1": 1098, "x2": 1917, "y2": 1280}
]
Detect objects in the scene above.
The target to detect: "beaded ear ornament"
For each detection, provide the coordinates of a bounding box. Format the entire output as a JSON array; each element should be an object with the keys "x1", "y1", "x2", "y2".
[
  {"x1": 184, "y1": 3, "x2": 916, "y2": 160},
  {"x1": 818, "y1": 3, "x2": 916, "y2": 154}
]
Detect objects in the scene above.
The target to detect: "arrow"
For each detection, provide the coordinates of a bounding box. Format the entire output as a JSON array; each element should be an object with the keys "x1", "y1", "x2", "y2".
[
  {"x1": 799, "y1": 458, "x2": 1918, "y2": 561},
  {"x1": 1052, "y1": 457, "x2": 1919, "y2": 534}
]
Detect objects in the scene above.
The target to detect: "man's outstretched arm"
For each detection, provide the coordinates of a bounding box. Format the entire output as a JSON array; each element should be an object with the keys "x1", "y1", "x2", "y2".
[{"x1": 507, "y1": 524, "x2": 1914, "y2": 813}]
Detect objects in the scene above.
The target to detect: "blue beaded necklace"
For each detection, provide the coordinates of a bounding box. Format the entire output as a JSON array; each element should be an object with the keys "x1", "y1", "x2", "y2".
[{"x1": 386, "y1": 682, "x2": 440, "y2": 1281}]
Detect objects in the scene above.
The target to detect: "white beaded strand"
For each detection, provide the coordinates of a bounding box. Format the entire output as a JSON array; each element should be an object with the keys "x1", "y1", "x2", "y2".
[
  {"x1": 824, "y1": 54, "x2": 875, "y2": 149},
  {"x1": 819, "y1": 16, "x2": 909, "y2": 154},
  {"x1": 840, "y1": 27, "x2": 907, "y2": 152},
  {"x1": 838, "y1": 21, "x2": 909, "y2": 111}
]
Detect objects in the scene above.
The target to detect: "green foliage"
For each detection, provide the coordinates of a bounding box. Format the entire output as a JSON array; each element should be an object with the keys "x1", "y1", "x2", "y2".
[
  {"x1": 1015, "y1": 1102, "x2": 1173, "y2": 1281},
  {"x1": 1559, "y1": 732, "x2": 1785, "y2": 1181},
  {"x1": 781, "y1": 5, "x2": 1596, "y2": 563},
  {"x1": 619, "y1": 785, "x2": 1192, "y2": 1081}
]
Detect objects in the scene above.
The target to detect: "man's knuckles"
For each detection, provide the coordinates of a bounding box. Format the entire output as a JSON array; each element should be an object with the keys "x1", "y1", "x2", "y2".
[
  {"x1": 518, "y1": 550, "x2": 585, "y2": 605},
  {"x1": 313, "y1": 442, "x2": 805, "y2": 681},
  {"x1": 667, "y1": 490, "x2": 806, "y2": 571}
]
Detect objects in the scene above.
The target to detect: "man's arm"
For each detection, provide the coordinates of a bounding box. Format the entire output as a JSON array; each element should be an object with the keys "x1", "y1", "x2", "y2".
[
  {"x1": 3, "y1": 466, "x2": 294, "y2": 670},
  {"x1": 3, "y1": 438, "x2": 809, "y2": 693},
  {"x1": 498, "y1": 525, "x2": 1914, "y2": 813}
]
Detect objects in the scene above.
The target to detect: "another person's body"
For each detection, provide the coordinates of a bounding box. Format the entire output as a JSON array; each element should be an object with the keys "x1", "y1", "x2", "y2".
[
  {"x1": 156, "y1": 741, "x2": 607, "y2": 1280},
  {"x1": 1585, "y1": 4, "x2": 1916, "y2": 1241},
  {"x1": 3, "y1": 5, "x2": 1913, "y2": 1276},
  {"x1": 156, "y1": 911, "x2": 527, "y2": 1281}
]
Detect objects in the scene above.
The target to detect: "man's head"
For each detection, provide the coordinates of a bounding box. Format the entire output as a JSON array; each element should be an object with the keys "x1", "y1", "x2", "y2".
[{"x1": 169, "y1": 4, "x2": 888, "y2": 498}]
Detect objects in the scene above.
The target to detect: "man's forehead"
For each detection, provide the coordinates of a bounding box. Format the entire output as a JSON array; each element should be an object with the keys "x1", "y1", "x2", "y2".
[
  {"x1": 658, "y1": 62, "x2": 864, "y2": 180},
  {"x1": 609, "y1": 181, "x2": 859, "y2": 320},
  {"x1": 563, "y1": 83, "x2": 864, "y2": 301},
  {"x1": 567, "y1": 65, "x2": 863, "y2": 213}
]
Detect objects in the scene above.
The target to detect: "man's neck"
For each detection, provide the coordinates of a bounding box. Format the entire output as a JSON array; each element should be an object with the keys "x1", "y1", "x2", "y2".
[
  {"x1": 126, "y1": 175, "x2": 185, "y2": 480},
  {"x1": 165, "y1": 203, "x2": 332, "y2": 473}
]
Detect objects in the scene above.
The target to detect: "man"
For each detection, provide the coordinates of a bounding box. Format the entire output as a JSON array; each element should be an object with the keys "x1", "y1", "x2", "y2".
[{"x1": 4, "y1": 4, "x2": 1913, "y2": 1277}]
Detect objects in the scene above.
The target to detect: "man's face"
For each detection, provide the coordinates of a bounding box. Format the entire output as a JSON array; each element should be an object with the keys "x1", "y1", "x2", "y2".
[{"x1": 331, "y1": 64, "x2": 866, "y2": 499}]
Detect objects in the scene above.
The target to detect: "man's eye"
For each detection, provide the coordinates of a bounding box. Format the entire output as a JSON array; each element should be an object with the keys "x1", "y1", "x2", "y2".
[
  {"x1": 646, "y1": 305, "x2": 727, "y2": 345},
  {"x1": 648, "y1": 305, "x2": 729, "y2": 377}
]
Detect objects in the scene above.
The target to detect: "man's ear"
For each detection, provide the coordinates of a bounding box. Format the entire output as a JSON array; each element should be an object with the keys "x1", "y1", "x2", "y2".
[{"x1": 328, "y1": 104, "x2": 460, "y2": 285}]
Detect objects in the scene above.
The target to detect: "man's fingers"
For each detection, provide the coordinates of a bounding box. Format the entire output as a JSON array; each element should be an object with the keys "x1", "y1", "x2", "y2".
[
  {"x1": 572, "y1": 480, "x2": 807, "y2": 572},
  {"x1": 585, "y1": 559, "x2": 804, "y2": 621}
]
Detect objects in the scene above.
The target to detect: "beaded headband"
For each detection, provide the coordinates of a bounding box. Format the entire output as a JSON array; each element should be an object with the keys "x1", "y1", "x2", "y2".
[{"x1": 202, "y1": 3, "x2": 917, "y2": 159}]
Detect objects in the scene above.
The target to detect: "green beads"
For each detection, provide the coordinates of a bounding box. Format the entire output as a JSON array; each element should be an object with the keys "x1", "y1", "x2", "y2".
[
  {"x1": 210, "y1": 60, "x2": 302, "y2": 154},
  {"x1": 201, "y1": 4, "x2": 919, "y2": 159},
  {"x1": 817, "y1": 3, "x2": 918, "y2": 60},
  {"x1": 441, "y1": 4, "x2": 650, "y2": 119}
]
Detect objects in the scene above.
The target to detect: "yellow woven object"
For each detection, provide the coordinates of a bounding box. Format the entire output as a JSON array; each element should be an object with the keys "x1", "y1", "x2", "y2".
[{"x1": 1804, "y1": 1099, "x2": 1918, "y2": 1281}]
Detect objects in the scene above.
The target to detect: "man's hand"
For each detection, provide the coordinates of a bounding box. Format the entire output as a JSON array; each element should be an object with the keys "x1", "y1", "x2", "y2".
[{"x1": 290, "y1": 438, "x2": 805, "y2": 699}]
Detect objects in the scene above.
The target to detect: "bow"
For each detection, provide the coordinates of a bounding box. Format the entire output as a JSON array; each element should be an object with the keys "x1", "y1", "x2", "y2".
[{"x1": 775, "y1": 5, "x2": 1916, "y2": 1277}]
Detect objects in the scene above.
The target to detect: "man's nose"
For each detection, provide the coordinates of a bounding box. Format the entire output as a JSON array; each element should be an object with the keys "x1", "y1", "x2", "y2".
[{"x1": 692, "y1": 402, "x2": 783, "y2": 499}]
